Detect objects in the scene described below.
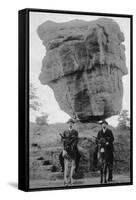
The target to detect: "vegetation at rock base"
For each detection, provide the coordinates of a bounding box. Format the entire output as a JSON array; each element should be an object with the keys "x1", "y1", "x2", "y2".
[
  {"x1": 29, "y1": 122, "x2": 130, "y2": 180},
  {"x1": 29, "y1": 83, "x2": 41, "y2": 111},
  {"x1": 117, "y1": 110, "x2": 130, "y2": 129},
  {"x1": 35, "y1": 113, "x2": 49, "y2": 126}
]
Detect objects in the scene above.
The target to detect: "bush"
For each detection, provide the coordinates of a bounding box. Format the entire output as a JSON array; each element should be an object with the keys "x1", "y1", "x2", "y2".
[
  {"x1": 117, "y1": 110, "x2": 130, "y2": 129},
  {"x1": 35, "y1": 113, "x2": 48, "y2": 126}
]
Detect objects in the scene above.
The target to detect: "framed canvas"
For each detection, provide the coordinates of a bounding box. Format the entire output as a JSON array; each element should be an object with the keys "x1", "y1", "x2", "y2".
[{"x1": 18, "y1": 8, "x2": 133, "y2": 191}]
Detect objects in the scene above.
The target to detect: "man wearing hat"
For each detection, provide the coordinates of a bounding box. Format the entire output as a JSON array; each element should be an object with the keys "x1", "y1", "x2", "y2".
[
  {"x1": 93, "y1": 120, "x2": 114, "y2": 181},
  {"x1": 59, "y1": 118, "x2": 80, "y2": 174}
]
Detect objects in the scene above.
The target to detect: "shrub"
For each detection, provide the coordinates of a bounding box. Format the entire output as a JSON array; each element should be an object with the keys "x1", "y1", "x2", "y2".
[{"x1": 35, "y1": 113, "x2": 48, "y2": 126}]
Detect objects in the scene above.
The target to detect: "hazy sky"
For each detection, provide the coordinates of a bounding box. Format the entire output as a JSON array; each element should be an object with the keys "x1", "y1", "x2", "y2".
[{"x1": 29, "y1": 12, "x2": 130, "y2": 126}]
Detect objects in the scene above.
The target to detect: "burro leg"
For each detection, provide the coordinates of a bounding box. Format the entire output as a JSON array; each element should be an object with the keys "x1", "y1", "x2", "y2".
[
  {"x1": 64, "y1": 159, "x2": 70, "y2": 186},
  {"x1": 108, "y1": 163, "x2": 113, "y2": 181},
  {"x1": 100, "y1": 166, "x2": 103, "y2": 184},
  {"x1": 70, "y1": 159, "x2": 76, "y2": 185},
  {"x1": 104, "y1": 163, "x2": 107, "y2": 183}
]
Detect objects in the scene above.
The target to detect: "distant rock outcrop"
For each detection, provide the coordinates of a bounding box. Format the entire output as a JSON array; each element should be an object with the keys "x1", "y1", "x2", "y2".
[{"x1": 37, "y1": 18, "x2": 128, "y2": 122}]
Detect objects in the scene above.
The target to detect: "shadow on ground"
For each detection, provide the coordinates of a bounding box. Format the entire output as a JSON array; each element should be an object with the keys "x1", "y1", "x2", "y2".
[{"x1": 8, "y1": 182, "x2": 18, "y2": 189}]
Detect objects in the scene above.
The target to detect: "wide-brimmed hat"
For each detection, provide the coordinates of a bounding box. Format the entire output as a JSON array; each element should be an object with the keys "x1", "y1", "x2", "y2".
[
  {"x1": 99, "y1": 120, "x2": 108, "y2": 125},
  {"x1": 67, "y1": 118, "x2": 75, "y2": 124}
]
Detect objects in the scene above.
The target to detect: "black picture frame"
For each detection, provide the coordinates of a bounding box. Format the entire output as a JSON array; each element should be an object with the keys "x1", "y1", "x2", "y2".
[{"x1": 18, "y1": 8, "x2": 133, "y2": 192}]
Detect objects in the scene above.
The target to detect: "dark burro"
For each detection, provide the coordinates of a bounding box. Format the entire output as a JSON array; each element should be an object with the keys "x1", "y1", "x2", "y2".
[{"x1": 93, "y1": 120, "x2": 114, "y2": 183}]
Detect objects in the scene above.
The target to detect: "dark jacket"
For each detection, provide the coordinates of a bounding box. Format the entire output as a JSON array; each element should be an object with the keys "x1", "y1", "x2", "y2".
[
  {"x1": 61, "y1": 129, "x2": 78, "y2": 149},
  {"x1": 96, "y1": 128, "x2": 114, "y2": 151}
]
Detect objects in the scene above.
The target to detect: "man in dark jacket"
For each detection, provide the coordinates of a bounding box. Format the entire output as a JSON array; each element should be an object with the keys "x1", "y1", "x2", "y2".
[
  {"x1": 93, "y1": 120, "x2": 114, "y2": 181},
  {"x1": 59, "y1": 118, "x2": 80, "y2": 172}
]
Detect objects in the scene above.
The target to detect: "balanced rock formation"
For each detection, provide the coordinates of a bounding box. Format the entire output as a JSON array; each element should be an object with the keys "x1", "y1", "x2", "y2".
[{"x1": 37, "y1": 18, "x2": 128, "y2": 122}]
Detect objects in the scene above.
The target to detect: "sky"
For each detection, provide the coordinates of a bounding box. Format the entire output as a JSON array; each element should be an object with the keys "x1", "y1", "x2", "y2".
[{"x1": 29, "y1": 11, "x2": 130, "y2": 126}]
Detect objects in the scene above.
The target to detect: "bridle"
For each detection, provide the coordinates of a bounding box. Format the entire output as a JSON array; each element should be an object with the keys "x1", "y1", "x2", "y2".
[{"x1": 97, "y1": 138, "x2": 107, "y2": 162}]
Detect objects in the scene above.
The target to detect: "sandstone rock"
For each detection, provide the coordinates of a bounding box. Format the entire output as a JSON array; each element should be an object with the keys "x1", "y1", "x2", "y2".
[{"x1": 37, "y1": 18, "x2": 128, "y2": 122}]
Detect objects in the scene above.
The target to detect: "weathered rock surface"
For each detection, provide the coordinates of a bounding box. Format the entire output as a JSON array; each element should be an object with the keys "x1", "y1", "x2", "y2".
[{"x1": 37, "y1": 18, "x2": 128, "y2": 122}]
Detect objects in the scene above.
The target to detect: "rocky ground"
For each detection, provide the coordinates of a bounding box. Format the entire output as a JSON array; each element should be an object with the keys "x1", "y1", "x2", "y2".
[
  {"x1": 30, "y1": 174, "x2": 130, "y2": 189},
  {"x1": 29, "y1": 122, "x2": 130, "y2": 189}
]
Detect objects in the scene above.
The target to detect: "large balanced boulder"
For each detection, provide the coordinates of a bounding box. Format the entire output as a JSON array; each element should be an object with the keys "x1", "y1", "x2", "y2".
[{"x1": 37, "y1": 18, "x2": 128, "y2": 122}]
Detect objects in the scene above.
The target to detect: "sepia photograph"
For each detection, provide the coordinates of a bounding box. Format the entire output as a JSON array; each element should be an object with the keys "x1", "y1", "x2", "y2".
[{"x1": 28, "y1": 10, "x2": 132, "y2": 190}]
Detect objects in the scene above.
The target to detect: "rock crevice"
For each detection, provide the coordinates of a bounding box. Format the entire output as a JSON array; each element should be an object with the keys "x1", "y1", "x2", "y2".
[{"x1": 37, "y1": 18, "x2": 128, "y2": 122}]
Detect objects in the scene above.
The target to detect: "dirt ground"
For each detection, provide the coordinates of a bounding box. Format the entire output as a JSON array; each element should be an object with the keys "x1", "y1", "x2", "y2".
[
  {"x1": 30, "y1": 174, "x2": 130, "y2": 189},
  {"x1": 29, "y1": 123, "x2": 131, "y2": 189}
]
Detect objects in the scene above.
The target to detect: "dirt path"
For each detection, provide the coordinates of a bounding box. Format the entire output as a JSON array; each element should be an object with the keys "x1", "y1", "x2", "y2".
[{"x1": 30, "y1": 174, "x2": 130, "y2": 189}]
